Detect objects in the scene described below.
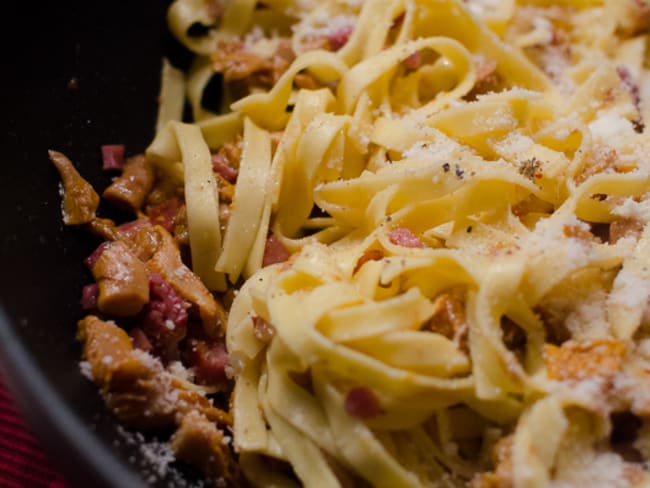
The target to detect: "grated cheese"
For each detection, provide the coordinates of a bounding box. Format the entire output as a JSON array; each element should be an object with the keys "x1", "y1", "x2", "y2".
[
  {"x1": 588, "y1": 113, "x2": 637, "y2": 147},
  {"x1": 79, "y1": 361, "x2": 94, "y2": 381},
  {"x1": 564, "y1": 290, "x2": 611, "y2": 340},
  {"x1": 608, "y1": 268, "x2": 650, "y2": 310},
  {"x1": 550, "y1": 451, "x2": 632, "y2": 488},
  {"x1": 116, "y1": 425, "x2": 206, "y2": 488},
  {"x1": 292, "y1": 13, "x2": 356, "y2": 40}
]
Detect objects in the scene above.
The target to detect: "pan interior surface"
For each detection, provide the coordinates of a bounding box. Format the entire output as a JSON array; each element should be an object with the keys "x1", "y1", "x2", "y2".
[{"x1": 0, "y1": 1, "x2": 199, "y2": 486}]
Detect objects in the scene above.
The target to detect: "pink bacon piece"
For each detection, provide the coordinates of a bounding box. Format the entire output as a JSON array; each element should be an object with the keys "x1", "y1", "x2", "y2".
[
  {"x1": 211, "y1": 153, "x2": 239, "y2": 183},
  {"x1": 262, "y1": 234, "x2": 291, "y2": 267},
  {"x1": 187, "y1": 340, "x2": 229, "y2": 385},
  {"x1": 328, "y1": 25, "x2": 353, "y2": 51},
  {"x1": 101, "y1": 144, "x2": 125, "y2": 171},
  {"x1": 80, "y1": 283, "x2": 99, "y2": 310},
  {"x1": 345, "y1": 387, "x2": 383, "y2": 419},
  {"x1": 141, "y1": 272, "x2": 189, "y2": 361},
  {"x1": 389, "y1": 228, "x2": 424, "y2": 248},
  {"x1": 147, "y1": 198, "x2": 181, "y2": 234}
]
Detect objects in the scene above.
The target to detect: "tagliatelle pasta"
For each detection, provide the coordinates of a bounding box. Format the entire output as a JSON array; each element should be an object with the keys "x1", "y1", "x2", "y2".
[
  {"x1": 215, "y1": 116, "x2": 272, "y2": 281},
  {"x1": 158, "y1": 0, "x2": 650, "y2": 486},
  {"x1": 51, "y1": 0, "x2": 650, "y2": 486}
]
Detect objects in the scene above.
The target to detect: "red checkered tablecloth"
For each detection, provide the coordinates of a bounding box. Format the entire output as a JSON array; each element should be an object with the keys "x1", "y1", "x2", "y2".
[{"x1": 0, "y1": 380, "x2": 68, "y2": 488}]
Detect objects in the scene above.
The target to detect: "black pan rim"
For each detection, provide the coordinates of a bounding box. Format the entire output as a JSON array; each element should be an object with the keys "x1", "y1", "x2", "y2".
[
  {"x1": 0, "y1": 306, "x2": 145, "y2": 488},
  {"x1": 0, "y1": 2, "x2": 204, "y2": 485}
]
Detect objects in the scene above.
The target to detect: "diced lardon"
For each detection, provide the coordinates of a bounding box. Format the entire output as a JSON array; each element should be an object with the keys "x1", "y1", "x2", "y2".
[
  {"x1": 91, "y1": 240, "x2": 150, "y2": 316},
  {"x1": 146, "y1": 226, "x2": 228, "y2": 338},
  {"x1": 103, "y1": 154, "x2": 155, "y2": 212},
  {"x1": 171, "y1": 411, "x2": 242, "y2": 485},
  {"x1": 48, "y1": 150, "x2": 99, "y2": 225},
  {"x1": 78, "y1": 315, "x2": 232, "y2": 431}
]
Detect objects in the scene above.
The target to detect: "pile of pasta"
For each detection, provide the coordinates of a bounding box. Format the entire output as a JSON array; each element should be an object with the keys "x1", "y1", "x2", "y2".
[{"x1": 152, "y1": 0, "x2": 650, "y2": 486}]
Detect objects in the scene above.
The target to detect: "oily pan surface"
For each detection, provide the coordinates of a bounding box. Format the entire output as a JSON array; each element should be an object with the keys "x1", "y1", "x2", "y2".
[{"x1": 0, "y1": 1, "x2": 201, "y2": 486}]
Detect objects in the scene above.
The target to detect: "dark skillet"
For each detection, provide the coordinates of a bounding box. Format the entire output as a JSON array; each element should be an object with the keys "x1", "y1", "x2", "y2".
[{"x1": 0, "y1": 1, "x2": 201, "y2": 486}]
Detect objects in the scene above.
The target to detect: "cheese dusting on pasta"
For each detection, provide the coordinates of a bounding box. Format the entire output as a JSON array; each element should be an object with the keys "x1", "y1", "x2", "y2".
[{"x1": 155, "y1": 0, "x2": 650, "y2": 486}]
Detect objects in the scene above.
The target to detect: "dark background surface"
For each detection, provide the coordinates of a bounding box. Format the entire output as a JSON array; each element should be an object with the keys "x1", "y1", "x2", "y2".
[{"x1": 0, "y1": 1, "x2": 198, "y2": 486}]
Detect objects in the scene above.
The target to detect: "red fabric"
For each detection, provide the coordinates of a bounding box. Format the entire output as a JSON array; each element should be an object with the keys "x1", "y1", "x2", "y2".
[{"x1": 0, "y1": 379, "x2": 68, "y2": 487}]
